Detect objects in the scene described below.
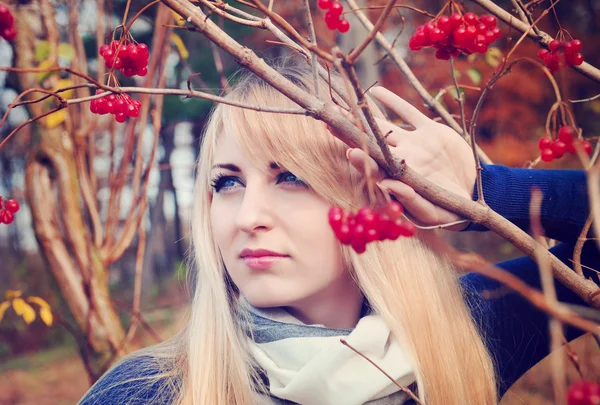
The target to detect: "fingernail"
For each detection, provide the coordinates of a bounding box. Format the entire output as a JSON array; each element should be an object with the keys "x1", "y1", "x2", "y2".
[{"x1": 346, "y1": 148, "x2": 352, "y2": 159}]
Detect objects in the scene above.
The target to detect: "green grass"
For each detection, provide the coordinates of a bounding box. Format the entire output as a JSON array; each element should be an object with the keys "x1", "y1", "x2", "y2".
[{"x1": 0, "y1": 344, "x2": 78, "y2": 373}]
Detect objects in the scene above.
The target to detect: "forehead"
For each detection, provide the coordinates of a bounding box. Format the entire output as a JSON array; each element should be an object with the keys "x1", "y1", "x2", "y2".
[{"x1": 211, "y1": 129, "x2": 274, "y2": 173}]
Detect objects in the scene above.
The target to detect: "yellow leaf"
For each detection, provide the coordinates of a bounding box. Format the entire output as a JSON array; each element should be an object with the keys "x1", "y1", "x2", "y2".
[
  {"x1": 27, "y1": 296, "x2": 51, "y2": 311},
  {"x1": 13, "y1": 298, "x2": 36, "y2": 324},
  {"x1": 5, "y1": 290, "x2": 22, "y2": 299},
  {"x1": 171, "y1": 10, "x2": 186, "y2": 26},
  {"x1": 0, "y1": 301, "x2": 10, "y2": 322},
  {"x1": 484, "y1": 47, "x2": 503, "y2": 68},
  {"x1": 35, "y1": 58, "x2": 58, "y2": 82},
  {"x1": 171, "y1": 33, "x2": 189, "y2": 60},
  {"x1": 39, "y1": 307, "x2": 53, "y2": 327},
  {"x1": 55, "y1": 79, "x2": 74, "y2": 100},
  {"x1": 43, "y1": 109, "x2": 67, "y2": 129}
]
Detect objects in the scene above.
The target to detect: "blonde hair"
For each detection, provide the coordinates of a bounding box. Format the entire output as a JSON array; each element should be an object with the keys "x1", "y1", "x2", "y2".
[{"x1": 87, "y1": 57, "x2": 498, "y2": 405}]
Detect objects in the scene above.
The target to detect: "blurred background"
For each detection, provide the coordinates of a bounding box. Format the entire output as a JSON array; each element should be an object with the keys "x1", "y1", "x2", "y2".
[{"x1": 0, "y1": 0, "x2": 599, "y2": 403}]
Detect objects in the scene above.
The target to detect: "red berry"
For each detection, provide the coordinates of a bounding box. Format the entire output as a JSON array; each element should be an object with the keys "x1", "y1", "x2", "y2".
[
  {"x1": 398, "y1": 221, "x2": 416, "y2": 237},
  {"x1": 429, "y1": 28, "x2": 446, "y2": 43},
  {"x1": 318, "y1": 0, "x2": 332, "y2": 9},
  {"x1": 336, "y1": 223, "x2": 352, "y2": 245},
  {"x1": 480, "y1": 14, "x2": 497, "y2": 28},
  {"x1": 0, "y1": 209, "x2": 14, "y2": 224},
  {"x1": 0, "y1": 5, "x2": 14, "y2": 27},
  {"x1": 449, "y1": 13, "x2": 463, "y2": 29},
  {"x1": 337, "y1": 19, "x2": 350, "y2": 33},
  {"x1": 538, "y1": 137, "x2": 552, "y2": 150},
  {"x1": 569, "y1": 39, "x2": 582, "y2": 53},
  {"x1": 137, "y1": 43, "x2": 149, "y2": 56},
  {"x1": 540, "y1": 148, "x2": 554, "y2": 162},
  {"x1": 582, "y1": 140, "x2": 593, "y2": 156},
  {"x1": 437, "y1": 16, "x2": 451, "y2": 32},
  {"x1": 463, "y1": 12, "x2": 478, "y2": 26},
  {"x1": 2, "y1": 25, "x2": 16, "y2": 41},
  {"x1": 548, "y1": 39, "x2": 561, "y2": 51},
  {"x1": 5, "y1": 199, "x2": 20, "y2": 214},
  {"x1": 356, "y1": 207, "x2": 377, "y2": 228},
  {"x1": 571, "y1": 53, "x2": 584, "y2": 66},
  {"x1": 324, "y1": 10, "x2": 340, "y2": 30},
  {"x1": 537, "y1": 49, "x2": 550, "y2": 60},
  {"x1": 384, "y1": 201, "x2": 404, "y2": 220},
  {"x1": 329, "y1": 1, "x2": 343, "y2": 16},
  {"x1": 115, "y1": 112, "x2": 127, "y2": 123},
  {"x1": 558, "y1": 126, "x2": 576, "y2": 144},
  {"x1": 551, "y1": 140, "x2": 567, "y2": 159}
]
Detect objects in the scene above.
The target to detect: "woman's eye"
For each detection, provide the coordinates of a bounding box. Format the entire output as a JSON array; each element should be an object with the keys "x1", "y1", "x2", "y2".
[
  {"x1": 211, "y1": 175, "x2": 242, "y2": 193},
  {"x1": 277, "y1": 171, "x2": 307, "y2": 187}
]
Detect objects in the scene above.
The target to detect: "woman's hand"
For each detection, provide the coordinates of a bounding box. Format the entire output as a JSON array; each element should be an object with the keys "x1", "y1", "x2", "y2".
[{"x1": 331, "y1": 86, "x2": 477, "y2": 231}]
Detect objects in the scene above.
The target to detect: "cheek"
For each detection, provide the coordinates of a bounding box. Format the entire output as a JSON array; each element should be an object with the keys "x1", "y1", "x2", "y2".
[{"x1": 209, "y1": 203, "x2": 230, "y2": 250}]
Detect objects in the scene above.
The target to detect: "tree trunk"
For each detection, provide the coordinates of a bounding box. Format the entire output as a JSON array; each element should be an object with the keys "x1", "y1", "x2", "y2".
[{"x1": 12, "y1": 1, "x2": 125, "y2": 381}]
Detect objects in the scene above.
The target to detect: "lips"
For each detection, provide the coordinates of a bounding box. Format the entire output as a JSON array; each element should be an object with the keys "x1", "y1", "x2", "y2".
[
  {"x1": 240, "y1": 249, "x2": 288, "y2": 270},
  {"x1": 239, "y1": 248, "x2": 287, "y2": 258}
]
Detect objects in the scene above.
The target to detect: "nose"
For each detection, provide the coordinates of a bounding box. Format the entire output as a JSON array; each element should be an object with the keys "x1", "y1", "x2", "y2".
[{"x1": 234, "y1": 182, "x2": 274, "y2": 234}]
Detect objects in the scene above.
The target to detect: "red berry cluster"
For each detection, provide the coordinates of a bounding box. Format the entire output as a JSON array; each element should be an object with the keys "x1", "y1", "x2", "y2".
[
  {"x1": 0, "y1": 197, "x2": 20, "y2": 225},
  {"x1": 567, "y1": 380, "x2": 600, "y2": 405},
  {"x1": 99, "y1": 40, "x2": 149, "y2": 77},
  {"x1": 90, "y1": 91, "x2": 141, "y2": 123},
  {"x1": 317, "y1": 0, "x2": 350, "y2": 33},
  {"x1": 0, "y1": 4, "x2": 16, "y2": 41},
  {"x1": 409, "y1": 12, "x2": 502, "y2": 60},
  {"x1": 538, "y1": 126, "x2": 592, "y2": 162},
  {"x1": 537, "y1": 39, "x2": 583, "y2": 74},
  {"x1": 328, "y1": 201, "x2": 416, "y2": 254}
]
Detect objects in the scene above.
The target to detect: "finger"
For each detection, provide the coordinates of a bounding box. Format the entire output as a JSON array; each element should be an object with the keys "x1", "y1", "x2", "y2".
[
  {"x1": 346, "y1": 148, "x2": 385, "y2": 182},
  {"x1": 378, "y1": 179, "x2": 441, "y2": 224},
  {"x1": 370, "y1": 86, "x2": 430, "y2": 128},
  {"x1": 374, "y1": 117, "x2": 411, "y2": 147}
]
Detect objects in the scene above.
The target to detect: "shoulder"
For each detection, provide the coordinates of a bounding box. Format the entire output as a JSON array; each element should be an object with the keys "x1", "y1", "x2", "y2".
[{"x1": 78, "y1": 355, "x2": 178, "y2": 405}]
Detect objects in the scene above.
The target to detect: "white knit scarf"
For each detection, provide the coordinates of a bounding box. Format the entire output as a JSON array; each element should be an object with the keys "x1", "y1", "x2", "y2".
[{"x1": 245, "y1": 303, "x2": 417, "y2": 405}]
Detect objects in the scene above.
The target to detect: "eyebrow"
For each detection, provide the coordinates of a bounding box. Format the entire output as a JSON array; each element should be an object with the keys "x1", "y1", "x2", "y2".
[{"x1": 211, "y1": 162, "x2": 281, "y2": 171}]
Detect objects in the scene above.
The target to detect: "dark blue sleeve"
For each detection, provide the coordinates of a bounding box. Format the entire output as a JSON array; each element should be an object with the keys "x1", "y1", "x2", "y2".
[
  {"x1": 78, "y1": 355, "x2": 176, "y2": 405},
  {"x1": 458, "y1": 164, "x2": 599, "y2": 397},
  {"x1": 463, "y1": 164, "x2": 590, "y2": 244}
]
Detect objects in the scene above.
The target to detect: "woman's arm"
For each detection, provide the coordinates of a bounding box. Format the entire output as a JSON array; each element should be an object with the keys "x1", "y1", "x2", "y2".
[{"x1": 464, "y1": 164, "x2": 590, "y2": 245}]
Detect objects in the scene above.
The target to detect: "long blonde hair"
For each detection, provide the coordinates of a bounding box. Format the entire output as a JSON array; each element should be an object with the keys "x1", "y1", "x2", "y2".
[{"x1": 90, "y1": 57, "x2": 498, "y2": 405}]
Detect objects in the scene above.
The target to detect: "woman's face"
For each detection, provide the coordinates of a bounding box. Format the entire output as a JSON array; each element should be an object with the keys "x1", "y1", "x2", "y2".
[{"x1": 209, "y1": 130, "x2": 361, "y2": 326}]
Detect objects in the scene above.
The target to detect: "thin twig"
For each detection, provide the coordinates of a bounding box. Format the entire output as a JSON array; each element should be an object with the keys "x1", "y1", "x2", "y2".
[
  {"x1": 449, "y1": 58, "x2": 485, "y2": 205},
  {"x1": 530, "y1": 188, "x2": 566, "y2": 405},
  {"x1": 340, "y1": 339, "x2": 424, "y2": 405},
  {"x1": 302, "y1": 0, "x2": 319, "y2": 98},
  {"x1": 573, "y1": 214, "x2": 593, "y2": 277},
  {"x1": 348, "y1": 0, "x2": 398, "y2": 64}
]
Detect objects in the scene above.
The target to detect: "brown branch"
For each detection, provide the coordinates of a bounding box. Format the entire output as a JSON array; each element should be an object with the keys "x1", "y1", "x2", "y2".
[{"x1": 348, "y1": 0, "x2": 397, "y2": 64}]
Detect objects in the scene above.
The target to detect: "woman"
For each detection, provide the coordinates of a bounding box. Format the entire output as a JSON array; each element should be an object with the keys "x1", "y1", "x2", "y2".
[{"x1": 79, "y1": 58, "x2": 598, "y2": 405}]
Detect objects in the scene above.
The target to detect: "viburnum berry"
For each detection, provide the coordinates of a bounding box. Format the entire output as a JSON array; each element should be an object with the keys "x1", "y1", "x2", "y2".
[
  {"x1": 538, "y1": 125, "x2": 593, "y2": 163},
  {"x1": 99, "y1": 39, "x2": 149, "y2": 77},
  {"x1": 0, "y1": 3, "x2": 17, "y2": 42},
  {"x1": 89, "y1": 90, "x2": 141, "y2": 122},
  {"x1": 409, "y1": 12, "x2": 502, "y2": 60},
  {"x1": 537, "y1": 38, "x2": 584, "y2": 74},
  {"x1": 328, "y1": 201, "x2": 415, "y2": 254},
  {"x1": 567, "y1": 380, "x2": 600, "y2": 405},
  {"x1": 319, "y1": 0, "x2": 350, "y2": 33},
  {"x1": 0, "y1": 197, "x2": 19, "y2": 225}
]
